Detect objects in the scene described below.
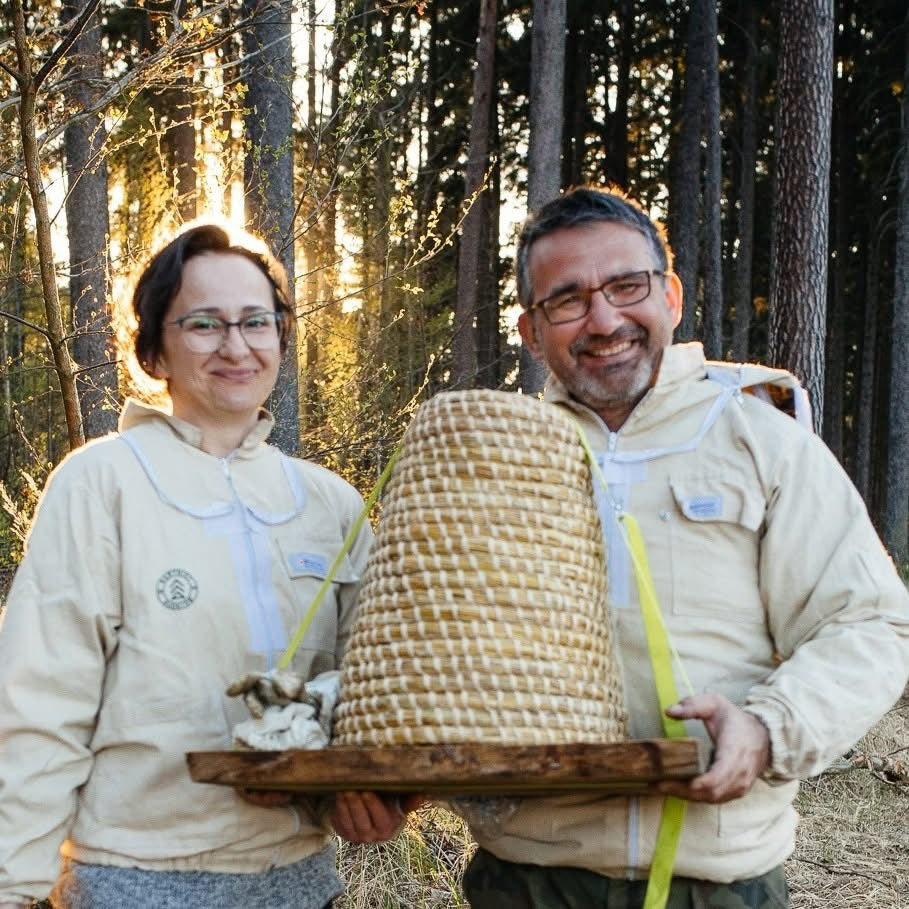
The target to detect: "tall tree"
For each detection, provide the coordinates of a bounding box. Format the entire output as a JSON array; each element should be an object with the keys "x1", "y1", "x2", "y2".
[
  {"x1": 730, "y1": 1, "x2": 759, "y2": 362},
  {"x1": 452, "y1": 0, "x2": 497, "y2": 389},
  {"x1": 822, "y1": 1, "x2": 857, "y2": 461},
  {"x1": 883, "y1": 22, "x2": 909, "y2": 563},
  {"x1": 768, "y1": 0, "x2": 834, "y2": 428},
  {"x1": 242, "y1": 0, "x2": 298, "y2": 453},
  {"x1": 63, "y1": 0, "x2": 117, "y2": 438},
  {"x1": 669, "y1": 0, "x2": 708, "y2": 341},
  {"x1": 520, "y1": 0, "x2": 566, "y2": 395},
  {"x1": 855, "y1": 197, "x2": 882, "y2": 506},
  {"x1": 701, "y1": 0, "x2": 723, "y2": 360}
]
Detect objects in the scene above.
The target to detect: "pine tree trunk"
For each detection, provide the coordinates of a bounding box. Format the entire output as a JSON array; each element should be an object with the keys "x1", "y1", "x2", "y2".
[
  {"x1": 521, "y1": 0, "x2": 565, "y2": 396},
  {"x1": 242, "y1": 0, "x2": 299, "y2": 454},
  {"x1": 669, "y1": 0, "x2": 708, "y2": 342},
  {"x1": 883, "y1": 23, "x2": 909, "y2": 562},
  {"x1": 453, "y1": 0, "x2": 497, "y2": 389},
  {"x1": 823, "y1": 5, "x2": 856, "y2": 462},
  {"x1": 476, "y1": 88, "x2": 501, "y2": 391},
  {"x1": 855, "y1": 212, "x2": 880, "y2": 505},
  {"x1": 63, "y1": 0, "x2": 117, "y2": 438},
  {"x1": 701, "y1": 0, "x2": 723, "y2": 360},
  {"x1": 731, "y1": 2, "x2": 758, "y2": 363},
  {"x1": 768, "y1": 0, "x2": 834, "y2": 430}
]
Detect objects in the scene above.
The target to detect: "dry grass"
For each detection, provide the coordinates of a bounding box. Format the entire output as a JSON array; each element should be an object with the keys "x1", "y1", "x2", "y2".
[
  {"x1": 337, "y1": 689, "x2": 909, "y2": 909},
  {"x1": 337, "y1": 806, "x2": 475, "y2": 909},
  {"x1": 786, "y1": 688, "x2": 909, "y2": 909}
]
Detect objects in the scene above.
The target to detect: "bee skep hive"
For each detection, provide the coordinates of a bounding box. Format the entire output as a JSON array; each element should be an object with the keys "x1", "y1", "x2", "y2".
[{"x1": 332, "y1": 389, "x2": 627, "y2": 747}]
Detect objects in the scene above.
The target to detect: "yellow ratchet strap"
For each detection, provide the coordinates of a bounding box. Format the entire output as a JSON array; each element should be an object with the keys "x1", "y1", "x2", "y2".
[
  {"x1": 277, "y1": 445, "x2": 403, "y2": 670},
  {"x1": 570, "y1": 416, "x2": 692, "y2": 909}
]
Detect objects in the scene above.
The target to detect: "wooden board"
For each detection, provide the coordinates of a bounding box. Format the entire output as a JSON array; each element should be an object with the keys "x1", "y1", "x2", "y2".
[{"x1": 186, "y1": 739, "x2": 710, "y2": 796}]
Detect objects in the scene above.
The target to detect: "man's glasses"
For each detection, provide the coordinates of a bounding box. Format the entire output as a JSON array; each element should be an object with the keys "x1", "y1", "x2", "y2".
[
  {"x1": 529, "y1": 270, "x2": 666, "y2": 325},
  {"x1": 168, "y1": 311, "x2": 283, "y2": 353}
]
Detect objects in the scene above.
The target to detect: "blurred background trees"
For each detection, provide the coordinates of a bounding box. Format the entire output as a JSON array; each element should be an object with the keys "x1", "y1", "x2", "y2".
[{"x1": 1, "y1": 0, "x2": 908, "y2": 566}]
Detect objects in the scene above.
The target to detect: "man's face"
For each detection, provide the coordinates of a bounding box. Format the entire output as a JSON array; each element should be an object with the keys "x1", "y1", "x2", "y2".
[{"x1": 518, "y1": 221, "x2": 682, "y2": 431}]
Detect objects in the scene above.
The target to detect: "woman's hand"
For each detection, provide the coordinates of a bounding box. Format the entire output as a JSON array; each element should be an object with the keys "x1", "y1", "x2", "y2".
[{"x1": 330, "y1": 791, "x2": 425, "y2": 843}]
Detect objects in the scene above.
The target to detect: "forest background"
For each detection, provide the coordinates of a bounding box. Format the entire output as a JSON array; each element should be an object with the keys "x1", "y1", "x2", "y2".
[
  {"x1": 0, "y1": 0, "x2": 908, "y2": 567},
  {"x1": 1, "y1": 2, "x2": 908, "y2": 907}
]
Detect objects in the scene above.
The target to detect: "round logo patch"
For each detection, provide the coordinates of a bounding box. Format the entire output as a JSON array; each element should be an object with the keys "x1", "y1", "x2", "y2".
[{"x1": 156, "y1": 569, "x2": 199, "y2": 610}]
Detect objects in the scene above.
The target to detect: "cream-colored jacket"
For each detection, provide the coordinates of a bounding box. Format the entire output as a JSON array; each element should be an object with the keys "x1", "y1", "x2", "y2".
[
  {"x1": 0, "y1": 401, "x2": 373, "y2": 904},
  {"x1": 472, "y1": 343, "x2": 909, "y2": 883}
]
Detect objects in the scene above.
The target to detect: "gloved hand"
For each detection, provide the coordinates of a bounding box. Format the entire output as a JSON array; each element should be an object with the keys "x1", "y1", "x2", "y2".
[{"x1": 226, "y1": 669, "x2": 318, "y2": 719}]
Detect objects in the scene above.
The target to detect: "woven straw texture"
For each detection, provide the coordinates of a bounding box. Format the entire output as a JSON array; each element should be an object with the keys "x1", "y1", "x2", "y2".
[{"x1": 333, "y1": 389, "x2": 627, "y2": 746}]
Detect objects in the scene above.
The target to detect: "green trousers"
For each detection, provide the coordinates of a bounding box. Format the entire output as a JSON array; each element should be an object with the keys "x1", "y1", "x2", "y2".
[{"x1": 462, "y1": 849, "x2": 790, "y2": 909}]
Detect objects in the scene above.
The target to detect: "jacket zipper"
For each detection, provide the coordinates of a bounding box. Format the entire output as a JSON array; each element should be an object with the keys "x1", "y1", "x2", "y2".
[{"x1": 221, "y1": 456, "x2": 278, "y2": 670}]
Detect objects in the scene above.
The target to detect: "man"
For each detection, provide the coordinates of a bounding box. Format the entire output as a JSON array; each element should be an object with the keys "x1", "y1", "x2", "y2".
[{"x1": 460, "y1": 186, "x2": 909, "y2": 908}]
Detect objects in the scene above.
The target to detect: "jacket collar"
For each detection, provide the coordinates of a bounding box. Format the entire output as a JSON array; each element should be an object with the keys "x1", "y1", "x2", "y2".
[{"x1": 118, "y1": 398, "x2": 275, "y2": 454}]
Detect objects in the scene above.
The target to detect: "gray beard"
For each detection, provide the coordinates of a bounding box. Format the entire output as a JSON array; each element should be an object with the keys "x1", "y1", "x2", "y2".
[{"x1": 557, "y1": 354, "x2": 655, "y2": 415}]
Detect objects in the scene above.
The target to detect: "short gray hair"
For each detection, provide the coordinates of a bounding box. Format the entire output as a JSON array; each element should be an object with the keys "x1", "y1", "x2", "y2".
[{"x1": 515, "y1": 186, "x2": 673, "y2": 309}]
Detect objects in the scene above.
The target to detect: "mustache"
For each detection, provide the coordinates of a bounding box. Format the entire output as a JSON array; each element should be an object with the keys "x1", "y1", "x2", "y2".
[{"x1": 569, "y1": 328, "x2": 646, "y2": 357}]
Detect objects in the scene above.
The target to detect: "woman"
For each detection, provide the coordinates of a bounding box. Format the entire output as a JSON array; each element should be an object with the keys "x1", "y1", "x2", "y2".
[{"x1": 0, "y1": 224, "x2": 401, "y2": 909}]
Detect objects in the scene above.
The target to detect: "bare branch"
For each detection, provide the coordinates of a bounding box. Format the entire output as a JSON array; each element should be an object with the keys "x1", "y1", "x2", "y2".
[
  {"x1": 0, "y1": 58, "x2": 21, "y2": 83},
  {"x1": 34, "y1": 0, "x2": 104, "y2": 90},
  {"x1": 0, "y1": 309, "x2": 51, "y2": 339}
]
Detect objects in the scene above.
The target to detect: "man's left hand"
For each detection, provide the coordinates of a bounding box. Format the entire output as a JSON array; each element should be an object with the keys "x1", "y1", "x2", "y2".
[
  {"x1": 656, "y1": 693, "x2": 770, "y2": 803},
  {"x1": 330, "y1": 791, "x2": 425, "y2": 843}
]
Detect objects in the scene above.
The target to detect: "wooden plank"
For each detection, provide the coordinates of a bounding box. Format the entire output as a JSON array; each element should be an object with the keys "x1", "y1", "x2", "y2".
[{"x1": 186, "y1": 739, "x2": 710, "y2": 796}]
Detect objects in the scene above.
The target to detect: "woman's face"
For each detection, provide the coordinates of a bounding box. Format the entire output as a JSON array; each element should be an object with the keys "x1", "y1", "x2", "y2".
[{"x1": 154, "y1": 252, "x2": 282, "y2": 432}]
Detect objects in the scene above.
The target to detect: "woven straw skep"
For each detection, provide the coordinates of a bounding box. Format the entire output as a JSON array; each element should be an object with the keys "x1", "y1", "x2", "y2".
[{"x1": 333, "y1": 389, "x2": 627, "y2": 747}]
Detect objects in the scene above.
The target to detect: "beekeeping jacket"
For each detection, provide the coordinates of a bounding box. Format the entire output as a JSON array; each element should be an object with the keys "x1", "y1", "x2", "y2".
[
  {"x1": 0, "y1": 400, "x2": 373, "y2": 904},
  {"x1": 470, "y1": 342, "x2": 909, "y2": 883}
]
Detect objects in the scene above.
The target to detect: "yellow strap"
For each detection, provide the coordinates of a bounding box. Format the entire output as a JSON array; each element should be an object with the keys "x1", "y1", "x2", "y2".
[
  {"x1": 567, "y1": 415, "x2": 692, "y2": 909},
  {"x1": 277, "y1": 445, "x2": 403, "y2": 670},
  {"x1": 622, "y1": 513, "x2": 688, "y2": 738},
  {"x1": 643, "y1": 796, "x2": 688, "y2": 909}
]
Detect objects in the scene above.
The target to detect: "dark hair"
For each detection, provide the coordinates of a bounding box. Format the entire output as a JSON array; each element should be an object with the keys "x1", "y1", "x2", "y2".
[
  {"x1": 515, "y1": 186, "x2": 674, "y2": 309},
  {"x1": 132, "y1": 223, "x2": 293, "y2": 376}
]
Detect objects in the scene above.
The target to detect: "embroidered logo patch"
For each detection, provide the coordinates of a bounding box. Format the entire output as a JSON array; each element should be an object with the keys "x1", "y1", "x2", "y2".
[
  {"x1": 682, "y1": 495, "x2": 723, "y2": 520},
  {"x1": 156, "y1": 568, "x2": 199, "y2": 610},
  {"x1": 287, "y1": 552, "x2": 329, "y2": 577}
]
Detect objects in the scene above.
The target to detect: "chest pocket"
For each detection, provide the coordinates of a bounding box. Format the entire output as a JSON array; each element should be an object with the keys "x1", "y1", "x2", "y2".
[
  {"x1": 667, "y1": 473, "x2": 766, "y2": 623},
  {"x1": 273, "y1": 534, "x2": 359, "y2": 653}
]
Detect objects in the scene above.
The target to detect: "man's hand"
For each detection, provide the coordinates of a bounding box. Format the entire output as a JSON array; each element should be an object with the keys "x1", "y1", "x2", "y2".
[
  {"x1": 330, "y1": 791, "x2": 425, "y2": 844},
  {"x1": 656, "y1": 693, "x2": 770, "y2": 803}
]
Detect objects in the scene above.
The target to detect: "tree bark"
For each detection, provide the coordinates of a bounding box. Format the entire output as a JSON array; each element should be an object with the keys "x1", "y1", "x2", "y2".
[
  {"x1": 561, "y1": 0, "x2": 590, "y2": 188},
  {"x1": 476, "y1": 91, "x2": 501, "y2": 391},
  {"x1": 768, "y1": 0, "x2": 834, "y2": 430},
  {"x1": 855, "y1": 208, "x2": 881, "y2": 506},
  {"x1": 669, "y1": 0, "x2": 708, "y2": 342},
  {"x1": 731, "y1": 3, "x2": 758, "y2": 362},
  {"x1": 520, "y1": 0, "x2": 565, "y2": 396},
  {"x1": 63, "y1": 0, "x2": 117, "y2": 439},
  {"x1": 823, "y1": 3, "x2": 855, "y2": 462},
  {"x1": 701, "y1": 0, "x2": 723, "y2": 360},
  {"x1": 452, "y1": 0, "x2": 497, "y2": 389},
  {"x1": 883, "y1": 22, "x2": 909, "y2": 562},
  {"x1": 242, "y1": 0, "x2": 299, "y2": 454},
  {"x1": 606, "y1": 0, "x2": 633, "y2": 190}
]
